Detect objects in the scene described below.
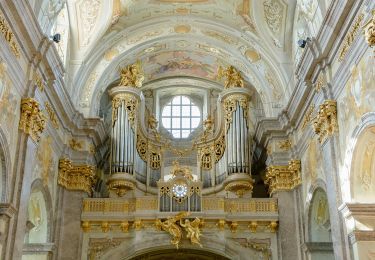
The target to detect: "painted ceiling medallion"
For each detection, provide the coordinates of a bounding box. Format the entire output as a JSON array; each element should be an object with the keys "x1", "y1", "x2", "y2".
[
  {"x1": 245, "y1": 49, "x2": 261, "y2": 63},
  {"x1": 174, "y1": 25, "x2": 191, "y2": 34}
]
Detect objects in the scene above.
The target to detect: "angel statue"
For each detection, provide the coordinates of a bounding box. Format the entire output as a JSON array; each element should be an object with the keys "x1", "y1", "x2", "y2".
[
  {"x1": 156, "y1": 212, "x2": 189, "y2": 249},
  {"x1": 119, "y1": 61, "x2": 145, "y2": 88},
  {"x1": 180, "y1": 218, "x2": 203, "y2": 247},
  {"x1": 217, "y1": 65, "x2": 244, "y2": 89}
]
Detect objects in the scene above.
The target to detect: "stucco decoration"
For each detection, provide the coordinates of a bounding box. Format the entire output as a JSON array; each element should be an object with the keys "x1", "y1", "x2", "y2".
[
  {"x1": 76, "y1": 0, "x2": 101, "y2": 46},
  {"x1": 263, "y1": 0, "x2": 284, "y2": 33},
  {"x1": 308, "y1": 188, "x2": 331, "y2": 242}
]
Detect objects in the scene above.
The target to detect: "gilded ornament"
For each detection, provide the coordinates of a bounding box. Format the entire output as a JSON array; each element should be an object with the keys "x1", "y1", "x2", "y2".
[
  {"x1": 101, "y1": 222, "x2": 110, "y2": 233},
  {"x1": 58, "y1": 158, "x2": 96, "y2": 196},
  {"x1": 69, "y1": 138, "x2": 83, "y2": 151},
  {"x1": 171, "y1": 161, "x2": 193, "y2": 180},
  {"x1": 278, "y1": 139, "x2": 292, "y2": 151},
  {"x1": 33, "y1": 73, "x2": 44, "y2": 92},
  {"x1": 0, "y1": 13, "x2": 20, "y2": 58},
  {"x1": 45, "y1": 102, "x2": 59, "y2": 129},
  {"x1": 268, "y1": 221, "x2": 278, "y2": 232},
  {"x1": 249, "y1": 221, "x2": 258, "y2": 233},
  {"x1": 82, "y1": 221, "x2": 91, "y2": 232},
  {"x1": 200, "y1": 146, "x2": 213, "y2": 170},
  {"x1": 222, "y1": 94, "x2": 249, "y2": 127},
  {"x1": 180, "y1": 218, "x2": 203, "y2": 247},
  {"x1": 150, "y1": 150, "x2": 161, "y2": 170},
  {"x1": 19, "y1": 98, "x2": 47, "y2": 142},
  {"x1": 217, "y1": 65, "x2": 244, "y2": 89},
  {"x1": 217, "y1": 219, "x2": 226, "y2": 230},
  {"x1": 224, "y1": 179, "x2": 254, "y2": 197},
  {"x1": 230, "y1": 222, "x2": 238, "y2": 233},
  {"x1": 301, "y1": 105, "x2": 315, "y2": 130},
  {"x1": 133, "y1": 219, "x2": 143, "y2": 230},
  {"x1": 156, "y1": 212, "x2": 189, "y2": 249},
  {"x1": 214, "y1": 134, "x2": 226, "y2": 162},
  {"x1": 112, "y1": 93, "x2": 138, "y2": 128},
  {"x1": 119, "y1": 61, "x2": 144, "y2": 88},
  {"x1": 136, "y1": 133, "x2": 148, "y2": 161},
  {"x1": 364, "y1": 10, "x2": 375, "y2": 47},
  {"x1": 120, "y1": 221, "x2": 129, "y2": 232},
  {"x1": 313, "y1": 100, "x2": 338, "y2": 143},
  {"x1": 265, "y1": 160, "x2": 301, "y2": 195},
  {"x1": 107, "y1": 178, "x2": 135, "y2": 197},
  {"x1": 315, "y1": 73, "x2": 326, "y2": 92},
  {"x1": 338, "y1": 13, "x2": 364, "y2": 61}
]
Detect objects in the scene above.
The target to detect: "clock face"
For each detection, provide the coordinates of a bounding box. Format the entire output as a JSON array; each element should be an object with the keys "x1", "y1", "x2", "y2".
[{"x1": 172, "y1": 183, "x2": 188, "y2": 198}]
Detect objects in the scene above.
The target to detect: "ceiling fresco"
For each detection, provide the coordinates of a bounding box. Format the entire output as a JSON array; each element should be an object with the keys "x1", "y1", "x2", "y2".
[{"x1": 64, "y1": 0, "x2": 300, "y2": 117}]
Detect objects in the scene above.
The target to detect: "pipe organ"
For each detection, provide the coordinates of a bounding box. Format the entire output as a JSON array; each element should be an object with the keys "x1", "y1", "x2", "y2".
[{"x1": 106, "y1": 63, "x2": 254, "y2": 199}]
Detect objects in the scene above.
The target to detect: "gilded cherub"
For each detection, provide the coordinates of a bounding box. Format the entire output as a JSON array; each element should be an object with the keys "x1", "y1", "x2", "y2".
[
  {"x1": 156, "y1": 212, "x2": 189, "y2": 249},
  {"x1": 119, "y1": 61, "x2": 145, "y2": 88},
  {"x1": 171, "y1": 161, "x2": 193, "y2": 180},
  {"x1": 180, "y1": 218, "x2": 203, "y2": 247},
  {"x1": 217, "y1": 65, "x2": 244, "y2": 89}
]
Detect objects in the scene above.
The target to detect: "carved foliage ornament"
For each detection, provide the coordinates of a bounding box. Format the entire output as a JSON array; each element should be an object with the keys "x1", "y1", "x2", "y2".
[
  {"x1": 223, "y1": 94, "x2": 249, "y2": 127},
  {"x1": 58, "y1": 158, "x2": 96, "y2": 195},
  {"x1": 364, "y1": 10, "x2": 375, "y2": 48},
  {"x1": 0, "y1": 13, "x2": 20, "y2": 58},
  {"x1": 265, "y1": 160, "x2": 301, "y2": 195},
  {"x1": 45, "y1": 102, "x2": 59, "y2": 129},
  {"x1": 338, "y1": 13, "x2": 364, "y2": 61},
  {"x1": 313, "y1": 100, "x2": 338, "y2": 143},
  {"x1": 263, "y1": 0, "x2": 283, "y2": 33},
  {"x1": 119, "y1": 61, "x2": 145, "y2": 88},
  {"x1": 19, "y1": 98, "x2": 47, "y2": 142},
  {"x1": 112, "y1": 93, "x2": 138, "y2": 128}
]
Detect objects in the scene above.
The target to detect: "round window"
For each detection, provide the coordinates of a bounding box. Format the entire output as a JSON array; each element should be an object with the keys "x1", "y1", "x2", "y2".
[{"x1": 161, "y1": 96, "x2": 201, "y2": 138}]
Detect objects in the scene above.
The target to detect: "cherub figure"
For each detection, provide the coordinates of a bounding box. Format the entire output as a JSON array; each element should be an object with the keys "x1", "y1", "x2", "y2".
[
  {"x1": 156, "y1": 212, "x2": 189, "y2": 249},
  {"x1": 119, "y1": 61, "x2": 145, "y2": 88},
  {"x1": 180, "y1": 218, "x2": 203, "y2": 247},
  {"x1": 217, "y1": 65, "x2": 244, "y2": 89}
]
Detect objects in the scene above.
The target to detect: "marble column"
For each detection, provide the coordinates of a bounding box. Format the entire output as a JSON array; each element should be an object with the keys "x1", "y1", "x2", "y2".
[
  {"x1": 275, "y1": 189, "x2": 303, "y2": 260},
  {"x1": 321, "y1": 138, "x2": 350, "y2": 259},
  {"x1": 56, "y1": 190, "x2": 86, "y2": 260}
]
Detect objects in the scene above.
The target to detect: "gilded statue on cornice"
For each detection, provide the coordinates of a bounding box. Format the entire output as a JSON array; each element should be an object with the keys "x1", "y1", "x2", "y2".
[
  {"x1": 119, "y1": 61, "x2": 145, "y2": 88},
  {"x1": 217, "y1": 65, "x2": 244, "y2": 89},
  {"x1": 180, "y1": 218, "x2": 203, "y2": 247},
  {"x1": 156, "y1": 211, "x2": 188, "y2": 249},
  {"x1": 171, "y1": 161, "x2": 193, "y2": 180}
]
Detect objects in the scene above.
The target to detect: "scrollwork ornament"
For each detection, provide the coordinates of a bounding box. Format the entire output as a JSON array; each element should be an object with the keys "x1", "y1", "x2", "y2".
[{"x1": 364, "y1": 10, "x2": 375, "y2": 48}]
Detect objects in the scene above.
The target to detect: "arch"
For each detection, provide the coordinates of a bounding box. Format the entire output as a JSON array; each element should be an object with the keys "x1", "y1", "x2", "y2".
[
  {"x1": 99, "y1": 232, "x2": 265, "y2": 260},
  {"x1": 25, "y1": 179, "x2": 54, "y2": 243}
]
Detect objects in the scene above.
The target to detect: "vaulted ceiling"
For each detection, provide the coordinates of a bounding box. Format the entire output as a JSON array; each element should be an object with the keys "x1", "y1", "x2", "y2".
[{"x1": 57, "y1": 0, "x2": 326, "y2": 117}]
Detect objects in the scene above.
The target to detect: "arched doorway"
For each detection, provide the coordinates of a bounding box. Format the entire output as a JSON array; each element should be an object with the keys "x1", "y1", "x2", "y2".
[{"x1": 129, "y1": 248, "x2": 230, "y2": 260}]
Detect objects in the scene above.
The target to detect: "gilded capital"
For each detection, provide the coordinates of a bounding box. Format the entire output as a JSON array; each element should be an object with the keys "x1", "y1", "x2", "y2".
[
  {"x1": 119, "y1": 61, "x2": 144, "y2": 88},
  {"x1": 19, "y1": 98, "x2": 47, "y2": 142},
  {"x1": 313, "y1": 100, "x2": 338, "y2": 143},
  {"x1": 265, "y1": 159, "x2": 301, "y2": 195},
  {"x1": 58, "y1": 158, "x2": 96, "y2": 196},
  {"x1": 217, "y1": 65, "x2": 244, "y2": 89}
]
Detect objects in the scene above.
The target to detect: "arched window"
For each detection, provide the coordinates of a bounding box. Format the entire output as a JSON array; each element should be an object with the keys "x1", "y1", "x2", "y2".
[{"x1": 161, "y1": 96, "x2": 201, "y2": 139}]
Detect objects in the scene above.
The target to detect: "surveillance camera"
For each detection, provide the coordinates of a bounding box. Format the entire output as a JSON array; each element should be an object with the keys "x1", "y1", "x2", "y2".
[
  {"x1": 297, "y1": 37, "x2": 311, "y2": 48},
  {"x1": 52, "y1": 33, "x2": 61, "y2": 43}
]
